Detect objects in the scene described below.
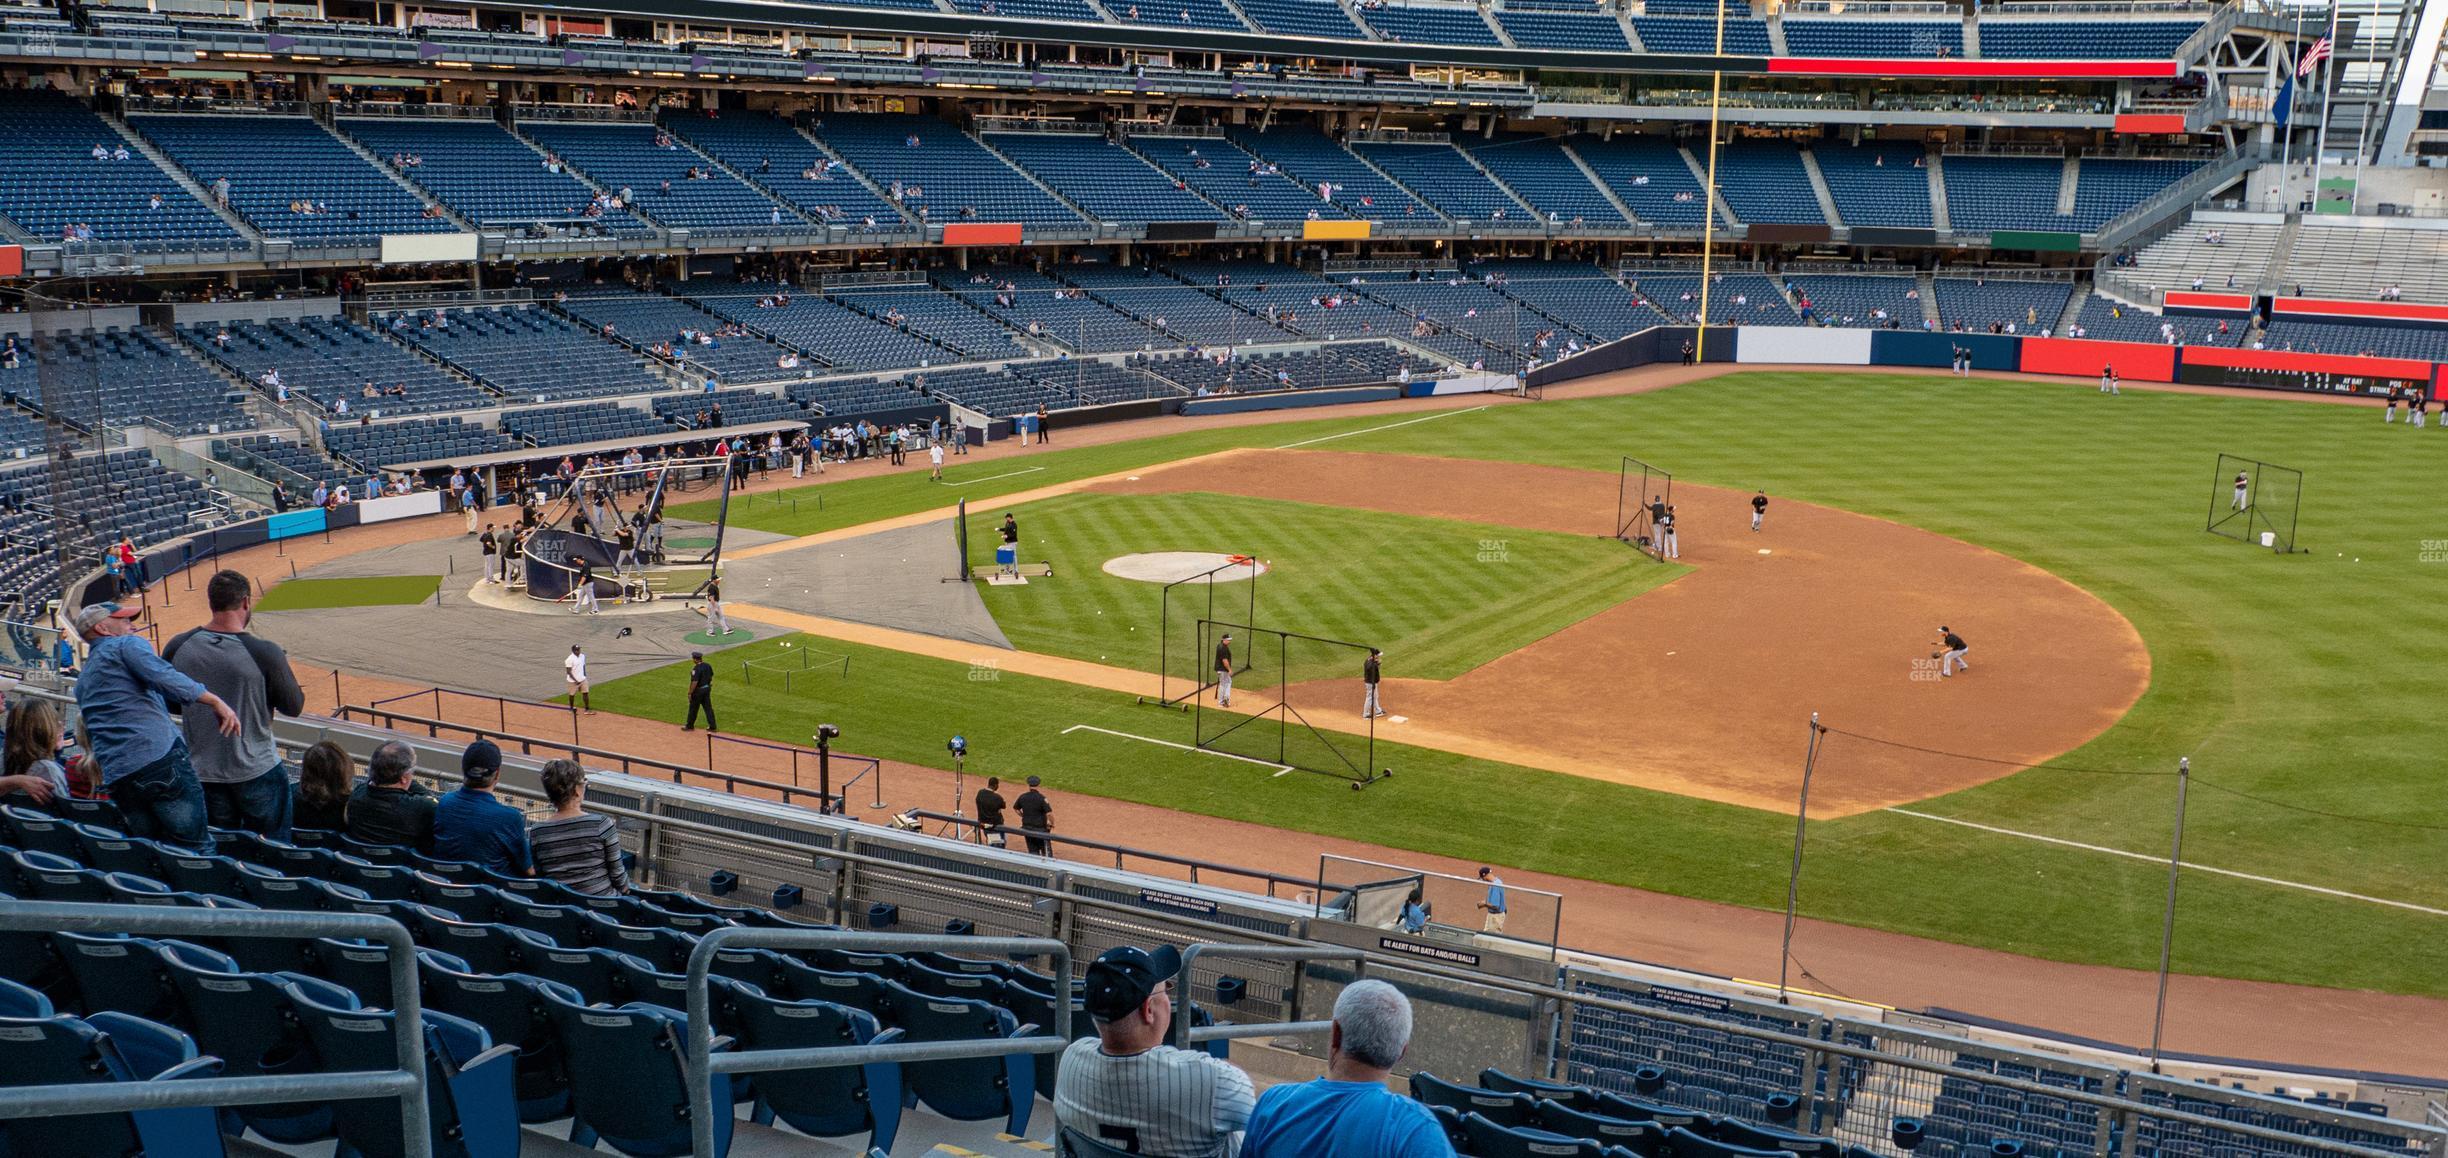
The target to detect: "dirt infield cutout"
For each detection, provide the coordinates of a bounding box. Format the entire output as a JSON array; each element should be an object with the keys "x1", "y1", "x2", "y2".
[{"x1": 1100, "y1": 551, "x2": 1270, "y2": 584}]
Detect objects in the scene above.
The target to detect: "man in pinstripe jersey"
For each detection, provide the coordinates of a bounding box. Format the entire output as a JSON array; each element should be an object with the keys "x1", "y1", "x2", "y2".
[{"x1": 1055, "y1": 945, "x2": 1255, "y2": 1156}]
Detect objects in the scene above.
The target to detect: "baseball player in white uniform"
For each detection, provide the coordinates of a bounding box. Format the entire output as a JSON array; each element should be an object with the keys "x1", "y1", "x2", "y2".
[
  {"x1": 2231, "y1": 471, "x2": 2249, "y2": 511},
  {"x1": 1055, "y1": 945, "x2": 1254, "y2": 1158},
  {"x1": 1659, "y1": 506, "x2": 1680, "y2": 560},
  {"x1": 2100, "y1": 366, "x2": 2118, "y2": 395},
  {"x1": 564, "y1": 645, "x2": 591, "y2": 711}
]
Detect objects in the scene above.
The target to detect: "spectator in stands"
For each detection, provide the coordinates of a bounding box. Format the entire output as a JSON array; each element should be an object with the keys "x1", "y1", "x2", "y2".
[
  {"x1": 1056, "y1": 944, "x2": 1256, "y2": 1157},
  {"x1": 531, "y1": 757, "x2": 628, "y2": 895},
  {"x1": 1242, "y1": 980, "x2": 1449, "y2": 1157},
  {"x1": 292, "y1": 740, "x2": 355, "y2": 833},
  {"x1": 165, "y1": 571, "x2": 304, "y2": 841},
  {"x1": 73, "y1": 601, "x2": 240, "y2": 850},
  {"x1": 1, "y1": 698, "x2": 68, "y2": 803},
  {"x1": 347, "y1": 739, "x2": 435, "y2": 850},
  {"x1": 433, "y1": 739, "x2": 531, "y2": 876}
]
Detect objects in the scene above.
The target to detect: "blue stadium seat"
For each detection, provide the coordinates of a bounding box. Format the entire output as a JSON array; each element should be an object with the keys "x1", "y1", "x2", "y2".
[
  {"x1": 0, "y1": 327, "x2": 254, "y2": 436},
  {"x1": 288, "y1": 985, "x2": 522, "y2": 1158},
  {"x1": 1465, "y1": 135, "x2": 1626, "y2": 227},
  {"x1": 341, "y1": 117, "x2": 653, "y2": 233},
  {"x1": 421, "y1": 960, "x2": 579, "y2": 1122},
  {"x1": 1108, "y1": 0, "x2": 1250, "y2": 30},
  {"x1": 665, "y1": 111, "x2": 909, "y2": 234},
  {"x1": 1940, "y1": 155, "x2": 2071, "y2": 234},
  {"x1": 163, "y1": 959, "x2": 359, "y2": 1143},
  {"x1": 1226, "y1": 125, "x2": 1433, "y2": 220},
  {"x1": 0, "y1": 1010, "x2": 228, "y2": 1158},
  {"x1": 725, "y1": 987, "x2": 905, "y2": 1152},
  {"x1": 521, "y1": 120, "x2": 798, "y2": 233},
  {"x1": 538, "y1": 984, "x2": 738, "y2": 1158},
  {"x1": 1464, "y1": 1111, "x2": 1610, "y2": 1158},
  {"x1": 807, "y1": 112, "x2": 1084, "y2": 228},
  {"x1": 1497, "y1": 9, "x2": 1630, "y2": 49},
  {"x1": 130, "y1": 114, "x2": 453, "y2": 245},
  {"x1": 1352, "y1": 139, "x2": 1529, "y2": 223},
  {"x1": 881, "y1": 979, "x2": 1037, "y2": 1134},
  {"x1": 1811, "y1": 142, "x2": 1932, "y2": 229},
  {"x1": 1713, "y1": 141, "x2": 1824, "y2": 225},
  {"x1": 0, "y1": 89, "x2": 245, "y2": 251},
  {"x1": 1538, "y1": 1099, "x2": 1673, "y2": 1152},
  {"x1": 1975, "y1": 19, "x2": 2199, "y2": 59},
  {"x1": 1235, "y1": 0, "x2": 1367, "y2": 37},
  {"x1": 1783, "y1": 19, "x2": 1961, "y2": 57},
  {"x1": 1414, "y1": 1071, "x2": 1541, "y2": 1129},
  {"x1": 389, "y1": 306, "x2": 656, "y2": 404},
  {"x1": 1572, "y1": 137, "x2": 1711, "y2": 228},
  {"x1": 1630, "y1": 16, "x2": 1771, "y2": 54},
  {"x1": 189, "y1": 315, "x2": 491, "y2": 418},
  {"x1": 1363, "y1": 3, "x2": 1502, "y2": 46},
  {"x1": 985, "y1": 131, "x2": 1229, "y2": 224}
]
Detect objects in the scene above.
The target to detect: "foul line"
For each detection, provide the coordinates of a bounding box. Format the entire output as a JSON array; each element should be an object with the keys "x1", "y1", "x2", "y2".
[
  {"x1": 940, "y1": 465, "x2": 1047, "y2": 486},
  {"x1": 1884, "y1": 808, "x2": 2448, "y2": 918},
  {"x1": 1274, "y1": 405, "x2": 1490, "y2": 450},
  {"x1": 1062, "y1": 724, "x2": 1296, "y2": 776}
]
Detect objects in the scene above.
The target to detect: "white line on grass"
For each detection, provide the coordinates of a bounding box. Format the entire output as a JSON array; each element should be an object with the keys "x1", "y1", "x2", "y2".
[
  {"x1": 1274, "y1": 405, "x2": 1490, "y2": 450},
  {"x1": 1062, "y1": 724, "x2": 1296, "y2": 775},
  {"x1": 1884, "y1": 808, "x2": 2448, "y2": 917},
  {"x1": 939, "y1": 466, "x2": 1047, "y2": 486}
]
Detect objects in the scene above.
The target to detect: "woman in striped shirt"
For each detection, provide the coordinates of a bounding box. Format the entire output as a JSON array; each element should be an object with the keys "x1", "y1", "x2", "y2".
[{"x1": 530, "y1": 759, "x2": 628, "y2": 896}]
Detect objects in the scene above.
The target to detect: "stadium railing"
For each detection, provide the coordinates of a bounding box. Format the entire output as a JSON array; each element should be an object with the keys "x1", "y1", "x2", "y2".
[
  {"x1": 0, "y1": 901, "x2": 435, "y2": 1154},
  {"x1": 904, "y1": 808, "x2": 1322, "y2": 899}
]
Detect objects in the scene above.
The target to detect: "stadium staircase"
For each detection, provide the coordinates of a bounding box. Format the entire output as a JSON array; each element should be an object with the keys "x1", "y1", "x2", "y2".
[
  {"x1": 1620, "y1": 14, "x2": 1647, "y2": 50},
  {"x1": 1563, "y1": 143, "x2": 1641, "y2": 226},
  {"x1": 1797, "y1": 148, "x2": 1844, "y2": 229},
  {"x1": 1451, "y1": 142, "x2": 1543, "y2": 223},
  {"x1": 2265, "y1": 214, "x2": 2303, "y2": 293},
  {"x1": 1678, "y1": 145, "x2": 1740, "y2": 230},
  {"x1": 1926, "y1": 154, "x2": 1951, "y2": 231},
  {"x1": 323, "y1": 116, "x2": 475, "y2": 231},
  {"x1": 1484, "y1": 13, "x2": 1520, "y2": 47},
  {"x1": 1214, "y1": 0, "x2": 1263, "y2": 31},
  {"x1": 1764, "y1": 15, "x2": 1788, "y2": 55},
  {"x1": 663, "y1": 122, "x2": 820, "y2": 229},
  {"x1": 1917, "y1": 273, "x2": 1942, "y2": 328},
  {"x1": 103, "y1": 107, "x2": 260, "y2": 243},
  {"x1": 2056, "y1": 157, "x2": 2080, "y2": 216},
  {"x1": 2055, "y1": 283, "x2": 2091, "y2": 334},
  {"x1": 1341, "y1": 144, "x2": 1441, "y2": 220},
  {"x1": 789, "y1": 123, "x2": 920, "y2": 229},
  {"x1": 967, "y1": 130, "x2": 1099, "y2": 224},
  {"x1": 1332, "y1": 0, "x2": 1383, "y2": 39},
  {"x1": 503, "y1": 118, "x2": 638, "y2": 226},
  {"x1": 1961, "y1": 10, "x2": 1980, "y2": 56}
]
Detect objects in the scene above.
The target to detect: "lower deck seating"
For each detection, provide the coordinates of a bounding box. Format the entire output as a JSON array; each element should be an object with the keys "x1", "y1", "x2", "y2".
[
  {"x1": 0, "y1": 328, "x2": 254, "y2": 436},
  {"x1": 323, "y1": 416, "x2": 517, "y2": 472},
  {"x1": 499, "y1": 402, "x2": 676, "y2": 448}
]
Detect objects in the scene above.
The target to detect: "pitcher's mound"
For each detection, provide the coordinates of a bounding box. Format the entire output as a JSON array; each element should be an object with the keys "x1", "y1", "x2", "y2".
[{"x1": 1102, "y1": 552, "x2": 1269, "y2": 583}]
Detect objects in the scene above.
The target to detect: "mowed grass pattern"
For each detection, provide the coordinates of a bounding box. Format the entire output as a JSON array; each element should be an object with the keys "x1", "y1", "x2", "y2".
[
  {"x1": 617, "y1": 376, "x2": 2448, "y2": 994},
  {"x1": 968, "y1": 492, "x2": 1684, "y2": 685},
  {"x1": 255, "y1": 574, "x2": 441, "y2": 610}
]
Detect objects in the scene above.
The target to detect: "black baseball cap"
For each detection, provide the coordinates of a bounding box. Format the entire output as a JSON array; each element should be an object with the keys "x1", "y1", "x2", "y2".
[
  {"x1": 1083, "y1": 945, "x2": 1181, "y2": 1021},
  {"x1": 462, "y1": 739, "x2": 504, "y2": 779}
]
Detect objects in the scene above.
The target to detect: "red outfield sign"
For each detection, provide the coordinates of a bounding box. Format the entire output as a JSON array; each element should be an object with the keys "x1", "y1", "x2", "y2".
[
  {"x1": 1768, "y1": 58, "x2": 2182, "y2": 80},
  {"x1": 2270, "y1": 296, "x2": 2448, "y2": 324},
  {"x1": 2113, "y1": 113, "x2": 2188, "y2": 134},
  {"x1": 2162, "y1": 291, "x2": 2254, "y2": 312}
]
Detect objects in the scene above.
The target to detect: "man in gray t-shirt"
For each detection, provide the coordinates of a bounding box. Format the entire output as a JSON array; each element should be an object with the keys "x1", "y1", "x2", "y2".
[{"x1": 165, "y1": 570, "x2": 303, "y2": 839}]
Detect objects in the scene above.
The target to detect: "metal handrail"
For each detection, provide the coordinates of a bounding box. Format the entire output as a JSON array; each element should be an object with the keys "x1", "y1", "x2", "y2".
[
  {"x1": 903, "y1": 809, "x2": 1322, "y2": 898},
  {"x1": 0, "y1": 901, "x2": 432, "y2": 1157},
  {"x1": 1170, "y1": 943, "x2": 1367, "y2": 1049},
  {"x1": 684, "y1": 930, "x2": 1071, "y2": 1158}
]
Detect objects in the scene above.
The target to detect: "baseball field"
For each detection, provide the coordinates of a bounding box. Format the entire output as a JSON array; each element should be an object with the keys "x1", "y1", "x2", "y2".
[{"x1": 611, "y1": 369, "x2": 2448, "y2": 997}]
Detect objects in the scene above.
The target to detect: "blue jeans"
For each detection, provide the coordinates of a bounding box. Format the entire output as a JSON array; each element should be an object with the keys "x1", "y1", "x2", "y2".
[
  {"x1": 108, "y1": 743, "x2": 209, "y2": 851},
  {"x1": 204, "y1": 762, "x2": 293, "y2": 842}
]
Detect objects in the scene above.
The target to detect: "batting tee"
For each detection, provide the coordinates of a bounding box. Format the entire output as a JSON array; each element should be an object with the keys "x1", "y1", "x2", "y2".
[
  {"x1": 1615, "y1": 456, "x2": 1674, "y2": 561},
  {"x1": 1192, "y1": 619, "x2": 1386, "y2": 787},
  {"x1": 2206, "y1": 454, "x2": 2303, "y2": 553},
  {"x1": 1149, "y1": 553, "x2": 1261, "y2": 707}
]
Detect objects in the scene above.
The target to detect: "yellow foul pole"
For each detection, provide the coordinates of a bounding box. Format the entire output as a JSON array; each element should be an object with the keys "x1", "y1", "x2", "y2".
[{"x1": 1695, "y1": 0, "x2": 1729, "y2": 357}]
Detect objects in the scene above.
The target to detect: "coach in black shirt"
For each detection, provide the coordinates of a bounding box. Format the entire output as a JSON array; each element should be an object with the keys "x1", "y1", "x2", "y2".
[
  {"x1": 684, "y1": 651, "x2": 716, "y2": 732},
  {"x1": 975, "y1": 776, "x2": 1008, "y2": 847},
  {"x1": 1015, "y1": 775, "x2": 1053, "y2": 855}
]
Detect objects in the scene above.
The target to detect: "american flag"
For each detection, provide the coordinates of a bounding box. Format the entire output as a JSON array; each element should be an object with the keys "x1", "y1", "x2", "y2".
[{"x1": 2298, "y1": 34, "x2": 2332, "y2": 76}]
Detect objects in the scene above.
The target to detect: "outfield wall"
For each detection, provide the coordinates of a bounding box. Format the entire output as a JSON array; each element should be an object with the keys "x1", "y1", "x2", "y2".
[{"x1": 1531, "y1": 325, "x2": 2448, "y2": 401}]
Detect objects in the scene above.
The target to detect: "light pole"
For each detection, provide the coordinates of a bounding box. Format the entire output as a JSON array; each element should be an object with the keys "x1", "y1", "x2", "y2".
[{"x1": 2148, "y1": 755, "x2": 2191, "y2": 1071}]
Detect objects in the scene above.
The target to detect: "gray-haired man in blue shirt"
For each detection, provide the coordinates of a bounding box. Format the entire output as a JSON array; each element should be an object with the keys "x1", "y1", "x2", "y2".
[{"x1": 72, "y1": 601, "x2": 240, "y2": 850}]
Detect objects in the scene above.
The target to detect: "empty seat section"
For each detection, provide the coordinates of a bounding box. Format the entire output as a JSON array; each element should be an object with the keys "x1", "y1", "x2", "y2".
[
  {"x1": 1495, "y1": 9, "x2": 1630, "y2": 49},
  {"x1": 189, "y1": 316, "x2": 490, "y2": 416},
  {"x1": 323, "y1": 416, "x2": 517, "y2": 472},
  {"x1": 1975, "y1": 19, "x2": 2199, "y2": 58},
  {"x1": 1787, "y1": 274, "x2": 1919, "y2": 328},
  {"x1": 2072, "y1": 157, "x2": 2200, "y2": 232},
  {"x1": 1351, "y1": 141, "x2": 1526, "y2": 223},
  {"x1": 340, "y1": 117, "x2": 652, "y2": 233},
  {"x1": 521, "y1": 121, "x2": 794, "y2": 232},
  {"x1": 984, "y1": 132, "x2": 1228, "y2": 224},
  {"x1": 1940, "y1": 155, "x2": 2071, "y2": 234},
  {"x1": 1782, "y1": 19, "x2": 1962, "y2": 57},
  {"x1": 677, "y1": 279, "x2": 962, "y2": 370},
  {"x1": 827, "y1": 288, "x2": 1021, "y2": 361},
  {"x1": 1060, "y1": 266, "x2": 1281, "y2": 345},
  {"x1": 500, "y1": 402, "x2": 676, "y2": 448},
  {"x1": 1931, "y1": 278, "x2": 2072, "y2": 333},
  {"x1": 950, "y1": 266, "x2": 1168, "y2": 353},
  {"x1": 1571, "y1": 137, "x2": 1710, "y2": 228},
  {"x1": 1108, "y1": 0, "x2": 1250, "y2": 31},
  {"x1": 1361, "y1": 4, "x2": 1502, "y2": 45},
  {"x1": 2261, "y1": 319, "x2": 2448, "y2": 361},
  {"x1": 0, "y1": 329, "x2": 253, "y2": 435},
  {"x1": 1475, "y1": 261, "x2": 1666, "y2": 340},
  {"x1": 1463, "y1": 136, "x2": 1626, "y2": 226},
  {"x1": 1628, "y1": 16, "x2": 1772, "y2": 54},
  {"x1": 1234, "y1": 0, "x2": 1367, "y2": 38},
  {"x1": 785, "y1": 374, "x2": 936, "y2": 419},
  {"x1": 0, "y1": 90, "x2": 243, "y2": 250},
  {"x1": 650, "y1": 387, "x2": 808, "y2": 428},
  {"x1": 1711, "y1": 140, "x2": 1824, "y2": 225},
  {"x1": 945, "y1": 0, "x2": 1099, "y2": 18},
  {"x1": 388, "y1": 307, "x2": 656, "y2": 403},
  {"x1": 664, "y1": 112, "x2": 906, "y2": 232},
  {"x1": 1811, "y1": 141, "x2": 1932, "y2": 228},
  {"x1": 555, "y1": 290, "x2": 799, "y2": 382},
  {"x1": 1225, "y1": 125, "x2": 1432, "y2": 219},
  {"x1": 1626, "y1": 271, "x2": 1795, "y2": 325},
  {"x1": 130, "y1": 114, "x2": 450, "y2": 245},
  {"x1": 1131, "y1": 133, "x2": 1352, "y2": 226},
  {"x1": 807, "y1": 112, "x2": 1083, "y2": 228}
]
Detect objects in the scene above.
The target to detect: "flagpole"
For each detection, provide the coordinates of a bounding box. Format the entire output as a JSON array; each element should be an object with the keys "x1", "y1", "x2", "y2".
[
  {"x1": 2310, "y1": 0, "x2": 2341, "y2": 209},
  {"x1": 2351, "y1": 0, "x2": 2381, "y2": 211},
  {"x1": 2276, "y1": 1, "x2": 2306, "y2": 210}
]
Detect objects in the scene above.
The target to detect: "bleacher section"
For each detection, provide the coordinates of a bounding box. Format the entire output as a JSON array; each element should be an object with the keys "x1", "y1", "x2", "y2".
[
  {"x1": 1006, "y1": 358, "x2": 1182, "y2": 405},
  {"x1": 2067, "y1": 296, "x2": 2235, "y2": 346},
  {"x1": 1495, "y1": 7, "x2": 1630, "y2": 50},
  {"x1": 1351, "y1": 140, "x2": 1528, "y2": 223},
  {"x1": 339, "y1": 117, "x2": 654, "y2": 232},
  {"x1": 1629, "y1": 15, "x2": 1773, "y2": 55},
  {"x1": 552, "y1": 290, "x2": 798, "y2": 383},
  {"x1": 521, "y1": 121, "x2": 795, "y2": 232},
  {"x1": 830, "y1": 287, "x2": 1022, "y2": 361},
  {"x1": 128, "y1": 114, "x2": 451, "y2": 246},
  {"x1": 1712, "y1": 140, "x2": 1825, "y2": 225},
  {"x1": 982, "y1": 131, "x2": 1228, "y2": 224},
  {"x1": 1933, "y1": 278, "x2": 2075, "y2": 334},
  {"x1": 808, "y1": 112, "x2": 1084, "y2": 228},
  {"x1": 1813, "y1": 142, "x2": 1933, "y2": 229},
  {"x1": 785, "y1": 374, "x2": 938, "y2": 418},
  {"x1": 322, "y1": 415, "x2": 516, "y2": 471},
  {"x1": 651, "y1": 387, "x2": 808, "y2": 428},
  {"x1": 1226, "y1": 125, "x2": 1433, "y2": 220},
  {"x1": 1627, "y1": 271, "x2": 1797, "y2": 325},
  {"x1": 1057, "y1": 266, "x2": 1279, "y2": 346},
  {"x1": 1572, "y1": 136, "x2": 1711, "y2": 228},
  {"x1": 387, "y1": 307, "x2": 659, "y2": 404},
  {"x1": 0, "y1": 89, "x2": 244, "y2": 250},
  {"x1": 0, "y1": 329, "x2": 252, "y2": 435},
  {"x1": 1976, "y1": 19, "x2": 2201, "y2": 58},
  {"x1": 677, "y1": 280, "x2": 961, "y2": 370},
  {"x1": 0, "y1": 406, "x2": 51, "y2": 458},
  {"x1": 499, "y1": 401, "x2": 677, "y2": 447},
  {"x1": 1360, "y1": 3, "x2": 1501, "y2": 46},
  {"x1": 2261, "y1": 319, "x2": 2448, "y2": 361},
  {"x1": 2117, "y1": 220, "x2": 2286, "y2": 298},
  {"x1": 1108, "y1": 0, "x2": 1249, "y2": 31},
  {"x1": 1941, "y1": 154, "x2": 2071, "y2": 234},
  {"x1": 1131, "y1": 133, "x2": 1352, "y2": 226},
  {"x1": 1141, "y1": 343, "x2": 1433, "y2": 391},
  {"x1": 1463, "y1": 135, "x2": 1627, "y2": 227},
  {"x1": 1788, "y1": 274, "x2": 1920, "y2": 329},
  {"x1": 189, "y1": 317, "x2": 491, "y2": 417},
  {"x1": 215, "y1": 434, "x2": 345, "y2": 490},
  {"x1": 954, "y1": 266, "x2": 1168, "y2": 353},
  {"x1": 665, "y1": 112, "x2": 908, "y2": 232},
  {"x1": 2072, "y1": 157, "x2": 2201, "y2": 233},
  {"x1": 2269, "y1": 223, "x2": 2448, "y2": 301},
  {"x1": 1233, "y1": 0, "x2": 1366, "y2": 38},
  {"x1": 913, "y1": 363, "x2": 1074, "y2": 416},
  {"x1": 1782, "y1": 19, "x2": 1962, "y2": 57}
]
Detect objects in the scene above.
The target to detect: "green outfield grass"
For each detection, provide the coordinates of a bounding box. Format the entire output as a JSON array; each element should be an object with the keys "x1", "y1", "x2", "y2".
[
  {"x1": 256, "y1": 574, "x2": 441, "y2": 610},
  {"x1": 625, "y1": 373, "x2": 2448, "y2": 995},
  {"x1": 966, "y1": 491, "x2": 1685, "y2": 686}
]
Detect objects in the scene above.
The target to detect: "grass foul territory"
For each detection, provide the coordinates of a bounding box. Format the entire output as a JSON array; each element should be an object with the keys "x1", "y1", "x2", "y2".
[{"x1": 255, "y1": 574, "x2": 443, "y2": 611}]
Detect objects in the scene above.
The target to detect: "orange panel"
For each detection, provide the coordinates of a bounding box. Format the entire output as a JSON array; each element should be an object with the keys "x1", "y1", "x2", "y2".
[
  {"x1": 2019, "y1": 337, "x2": 2176, "y2": 382},
  {"x1": 2113, "y1": 114, "x2": 2188, "y2": 134},
  {"x1": 942, "y1": 223, "x2": 1023, "y2": 246},
  {"x1": 1301, "y1": 220, "x2": 1373, "y2": 241}
]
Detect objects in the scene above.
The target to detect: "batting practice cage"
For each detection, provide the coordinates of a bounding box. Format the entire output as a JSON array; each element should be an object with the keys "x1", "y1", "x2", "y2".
[
  {"x1": 2206, "y1": 454, "x2": 2303, "y2": 553},
  {"x1": 943, "y1": 498, "x2": 972, "y2": 582},
  {"x1": 1191, "y1": 619, "x2": 1387, "y2": 787},
  {"x1": 1614, "y1": 456, "x2": 1673, "y2": 560},
  {"x1": 523, "y1": 452, "x2": 736, "y2": 606},
  {"x1": 1149, "y1": 552, "x2": 1261, "y2": 707}
]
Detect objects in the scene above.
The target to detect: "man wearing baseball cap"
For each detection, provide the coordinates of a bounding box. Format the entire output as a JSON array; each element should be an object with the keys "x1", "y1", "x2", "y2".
[
  {"x1": 72, "y1": 601, "x2": 240, "y2": 850},
  {"x1": 432, "y1": 739, "x2": 532, "y2": 876},
  {"x1": 1054, "y1": 945, "x2": 1253, "y2": 1157}
]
